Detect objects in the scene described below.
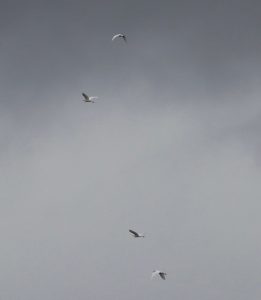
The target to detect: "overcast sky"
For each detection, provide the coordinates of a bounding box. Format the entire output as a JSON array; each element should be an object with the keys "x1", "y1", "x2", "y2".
[{"x1": 0, "y1": 0, "x2": 261, "y2": 299}]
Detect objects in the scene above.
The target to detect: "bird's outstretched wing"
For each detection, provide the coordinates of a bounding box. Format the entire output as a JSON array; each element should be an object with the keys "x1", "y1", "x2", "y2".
[
  {"x1": 123, "y1": 35, "x2": 127, "y2": 43},
  {"x1": 129, "y1": 229, "x2": 139, "y2": 237},
  {"x1": 82, "y1": 93, "x2": 89, "y2": 101},
  {"x1": 159, "y1": 272, "x2": 166, "y2": 280},
  {"x1": 112, "y1": 34, "x2": 120, "y2": 41}
]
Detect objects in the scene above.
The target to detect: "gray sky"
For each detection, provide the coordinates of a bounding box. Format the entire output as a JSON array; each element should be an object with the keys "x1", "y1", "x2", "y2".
[{"x1": 0, "y1": 0, "x2": 261, "y2": 299}]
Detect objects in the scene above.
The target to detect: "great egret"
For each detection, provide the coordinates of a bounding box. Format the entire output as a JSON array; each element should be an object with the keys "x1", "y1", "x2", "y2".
[
  {"x1": 112, "y1": 34, "x2": 127, "y2": 43},
  {"x1": 82, "y1": 93, "x2": 98, "y2": 103},
  {"x1": 151, "y1": 270, "x2": 167, "y2": 280},
  {"x1": 129, "y1": 229, "x2": 145, "y2": 238}
]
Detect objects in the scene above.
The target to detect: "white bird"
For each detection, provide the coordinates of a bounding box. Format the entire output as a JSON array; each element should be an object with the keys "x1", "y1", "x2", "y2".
[
  {"x1": 129, "y1": 229, "x2": 145, "y2": 238},
  {"x1": 82, "y1": 93, "x2": 98, "y2": 103},
  {"x1": 151, "y1": 270, "x2": 167, "y2": 280},
  {"x1": 112, "y1": 33, "x2": 127, "y2": 43}
]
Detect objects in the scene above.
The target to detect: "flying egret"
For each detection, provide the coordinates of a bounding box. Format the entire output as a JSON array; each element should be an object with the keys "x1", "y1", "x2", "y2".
[
  {"x1": 112, "y1": 34, "x2": 127, "y2": 43},
  {"x1": 82, "y1": 93, "x2": 98, "y2": 103},
  {"x1": 129, "y1": 229, "x2": 145, "y2": 238},
  {"x1": 151, "y1": 270, "x2": 167, "y2": 280}
]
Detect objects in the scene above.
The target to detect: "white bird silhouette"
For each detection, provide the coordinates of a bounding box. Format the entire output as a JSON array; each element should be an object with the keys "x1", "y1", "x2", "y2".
[
  {"x1": 112, "y1": 33, "x2": 127, "y2": 43},
  {"x1": 151, "y1": 270, "x2": 167, "y2": 280},
  {"x1": 129, "y1": 229, "x2": 145, "y2": 238},
  {"x1": 82, "y1": 93, "x2": 98, "y2": 103}
]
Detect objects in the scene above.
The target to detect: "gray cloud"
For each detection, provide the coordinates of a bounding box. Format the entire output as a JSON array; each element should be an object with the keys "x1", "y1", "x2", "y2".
[{"x1": 0, "y1": 0, "x2": 261, "y2": 299}]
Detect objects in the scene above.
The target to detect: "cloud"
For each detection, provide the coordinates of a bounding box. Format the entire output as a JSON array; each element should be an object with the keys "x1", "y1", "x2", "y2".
[{"x1": 0, "y1": 0, "x2": 261, "y2": 299}]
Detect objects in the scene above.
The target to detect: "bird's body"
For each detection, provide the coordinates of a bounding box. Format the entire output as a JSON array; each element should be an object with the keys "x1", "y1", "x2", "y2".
[
  {"x1": 151, "y1": 270, "x2": 167, "y2": 280},
  {"x1": 112, "y1": 33, "x2": 127, "y2": 43},
  {"x1": 129, "y1": 229, "x2": 145, "y2": 238},
  {"x1": 82, "y1": 93, "x2": 98, "y2": 103}
]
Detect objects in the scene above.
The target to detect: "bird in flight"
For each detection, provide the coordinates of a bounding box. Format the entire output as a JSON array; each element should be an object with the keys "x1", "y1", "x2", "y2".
[
  {"x1": 129, "y1": 229, "x2": 145, "y2": 238},
  {"x1": 151, "y1": 270, "x2": 167, "y2": 280},
  {"x1": 112, "y1": 33, "x2": 127, "y2": 43},
  {"x1": 82, "y1": 93, "x2": 98, "y2": 103}
]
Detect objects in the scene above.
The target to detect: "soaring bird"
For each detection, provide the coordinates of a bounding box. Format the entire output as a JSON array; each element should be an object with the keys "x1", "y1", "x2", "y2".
[
  {"x1": 112, "y1": 33, "x2": 127, "y2": 43},
  {"x1": 82, "y1": 93, "x2": 98, "y2": 103},
  {"x1": 151, "y1": 270, "x2": 167, "y2": 280},
  {"x1": 129, "y1": 229, "x2": 145, "y2": 238}
]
